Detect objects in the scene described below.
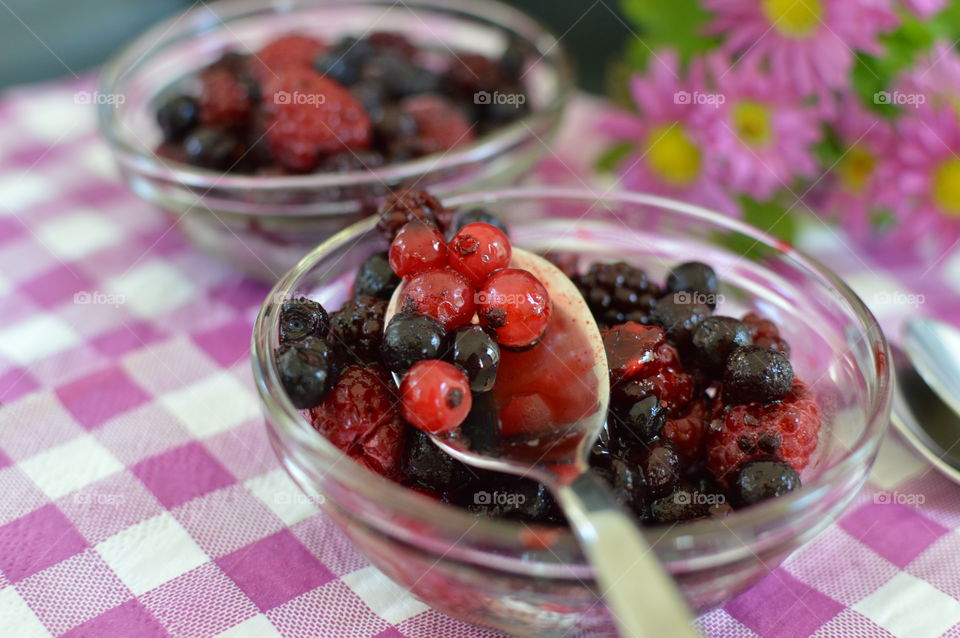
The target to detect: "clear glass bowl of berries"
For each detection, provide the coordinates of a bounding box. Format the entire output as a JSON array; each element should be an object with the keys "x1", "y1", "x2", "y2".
[
  {"x1": 98, "y1": 0, "x2": 572, "y2": 280},
  {"x1": 251, "y1": 188, "x2": 892, "y2": 636}
]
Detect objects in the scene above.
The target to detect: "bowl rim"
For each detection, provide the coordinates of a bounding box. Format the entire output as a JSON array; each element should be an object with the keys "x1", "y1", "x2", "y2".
[
  {"x1": 97, "y1": 0, "x2": 574, "y2": 204},
  {"x1": 251, "y1": 187, "x2": 893, "y2": 576}
]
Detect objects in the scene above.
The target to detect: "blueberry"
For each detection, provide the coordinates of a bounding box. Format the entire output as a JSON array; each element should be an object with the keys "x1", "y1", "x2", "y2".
[
  {"x1": 279, "y1": 297, "x2": 329, "y2": 345},
  {"x1": 636, "y1": 439, "x2": 681, "y2": 499},
  {"x1": 275, "y1": 336, "x2": 339, "y2": 409},
  {"x1": 354, "y1": 252, "x2": 400, "y2": 300},
  {"x1": 449, "y1": 325, "x2": 500, "y2": 392},
  {"x1": 401, "y1": 428, "x2": 473, "y2": 493},
  {"x1": 453, "y1": 208, "x2": 509, "y2": 237},
  {"x1": 650, "y1": 293, "x2": 711, "y2": 348},
  {"x1": 590, "y1": 452, "x2": 647, "y2": 515},
  {"x1": 732, "y1": 459, "x2": 801, "y2": 506},
  {"x1": 183, "y1": 127, "x2": 245, "y2": 171},
  {"x1": 361, "y1": 54, "x2": 438, "y2": 98},
  {"x1": 453, "y1": 473, "x2": 563, "y2": 525},
  {"x1": 381, "y1": 312, "x2": 446, "y2": 374},
  {"x1": 650, "y1": 482, "x2": 709, "y2": 523},
  {"x1": 723, "y1": 345, "x2": 794, "y2": 405},
  {"x1": 666, "y1": 261, "x2": 719, "y2": 308},
  {"x1": 315, "y1": 36, "x2": 374, "y2": 85},
  {"x1": 156, "y1": 95, "x2": 198, "y2": 142},
  {"x1": 692, "y1": 316, "x2": 752, "y2": 375},
  {"x1": 615, "y1": 395, "x2": 666, "y2": 445}
]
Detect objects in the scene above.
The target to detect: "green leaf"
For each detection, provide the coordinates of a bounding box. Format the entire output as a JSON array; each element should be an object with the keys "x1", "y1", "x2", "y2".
[
  {"x1": 595, "y1": 142, "x2": 635, "y2": 174},
  {"x1": 620, "y1": 0, "x2": 720, "y2": 66},
  {"x1": 719, "y1": 196, "x2": 800, "y2": 260}
]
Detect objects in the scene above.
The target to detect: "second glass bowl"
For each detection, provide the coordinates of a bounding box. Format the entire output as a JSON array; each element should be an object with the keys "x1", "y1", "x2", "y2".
[{"x1": 252, "y1": 188, "x2": 891, "y2": 637}]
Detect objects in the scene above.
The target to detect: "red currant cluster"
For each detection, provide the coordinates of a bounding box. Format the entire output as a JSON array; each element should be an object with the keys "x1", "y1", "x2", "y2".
[{"x1": 388, "y1": 216, "x2": 552, "y2": 434}]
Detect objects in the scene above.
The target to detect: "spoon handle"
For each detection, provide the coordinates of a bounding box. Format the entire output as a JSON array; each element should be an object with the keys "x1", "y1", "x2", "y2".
[{"x1": 554, "y1": 472, "x2": 700, "y2": 638}]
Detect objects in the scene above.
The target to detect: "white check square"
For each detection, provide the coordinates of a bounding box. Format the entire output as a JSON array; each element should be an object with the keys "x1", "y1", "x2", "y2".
[
  {"x1": 36, "y1": 211, "x2": 120, "y2": 260},
  {"x1": 245, "y1": 469, "x2": 319, "y2": 527},
  {"x1": 106, "y1": 261, "x2": 196, "y2": 319},
  {"x1": 161, "y1": 372, "x2": 260, "y2": 439},
  {"x1": 19, "y1": 435, "x2": 123, "y2": 500},
  {"x1": 0, "y1": 315, "x2": 79, "y2": 365},
  {"x1": 854, "y1": 572, "x2": 960, "y2": 638},
  {"x1": 341, "y1": 566, "x2": 428, "y2": 625}
]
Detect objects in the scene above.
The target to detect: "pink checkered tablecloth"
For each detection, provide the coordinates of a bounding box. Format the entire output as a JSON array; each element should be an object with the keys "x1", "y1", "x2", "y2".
[{"x1": 2, "y1": 75, "x2": 960, "y2": 638}]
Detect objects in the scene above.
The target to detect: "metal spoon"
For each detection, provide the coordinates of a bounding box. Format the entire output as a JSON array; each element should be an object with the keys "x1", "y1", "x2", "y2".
[
  {"x1": 890, "y1": 317, "x2": 960, "y2": 484},
  {"x1": 386, "y1": 248, "x2": 698, "y2": 638}
]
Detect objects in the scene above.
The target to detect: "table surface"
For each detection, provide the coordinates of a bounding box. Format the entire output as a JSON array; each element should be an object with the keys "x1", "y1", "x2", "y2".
[{"x1": 2, "y1": 76, "x2": 960, "y2": 638}]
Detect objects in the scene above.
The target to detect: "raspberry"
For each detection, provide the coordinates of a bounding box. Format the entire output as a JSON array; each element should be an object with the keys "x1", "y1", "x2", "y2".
[
  {"x1": 662, "y1": 399, "x2": 708, "y2": 463},
  {"x1": 253, "y1": 34, "x2": 326, "y2": 81},
  {"x1": 477, "y1": 268, "x2": 551, "y2": 349},
  {"x1": 376, "y1": 189, "x2": 447, "y2": 240},
  {"x1": 328, "y1": 295, "x2": 387, "y2": 364},
  {"x1": 401, "y1": 360, "x2": 472, "y2": 433},
  {"x1": 448, "y1": 223, "x2": 511, "y2": 286},
  {"x1": 198, "y1": 65, "x2": 253, "y2": 129},
  {"x1": 389, "y1": 221, "x2": 448, "y2": 279},
  {"x1": 264, "y1": 68, "x2": 371, "y2": 172},
  {"x1": 399, "y1": 268, "x2": 476, "y2": 331},
  {"x1": 742, "y1": 312, "x2": 791, "y2": 356},
  {"x1": 706, "y1": 380, "x2": 821, "y2": 485},
  {"x1": 308, "y1": 364, "x2": 404, "y2": 477},
  {"x1": 400, "y1": 94, "x2": 475, "y2": 155},
  {"x1": 574, "y1": 262, "x2": 660, "y2": 328}
]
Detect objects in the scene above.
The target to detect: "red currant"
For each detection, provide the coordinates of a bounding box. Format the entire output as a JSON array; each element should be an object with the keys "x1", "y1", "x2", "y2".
[
  {"x1": 399, "y1": 268, "x2": 476, "y2": 331},
  {"x1": 389, "y1": 220, "x2": 448, "y2": 279},
  {"x1": 401, "y1": 359, "x2": 472, "y2": 433},
  {"x1": 477, "y1": 268, "x2": 551, "y2": 349},
  {"x1": 447, "y1": 222, "x2": 511, "y2": 285}
]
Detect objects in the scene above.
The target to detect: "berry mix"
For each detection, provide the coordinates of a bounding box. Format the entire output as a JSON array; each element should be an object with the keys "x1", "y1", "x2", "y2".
[
  {"x1": 274, "y1": 189, "x2": 822, "y2": 526},
  {"x1": 153, "y1": 32, "x2": 529, "y2": 173}
]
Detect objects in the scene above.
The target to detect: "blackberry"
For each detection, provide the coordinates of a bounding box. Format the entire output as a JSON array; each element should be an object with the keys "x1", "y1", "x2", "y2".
[
  {"x1": 381, "y1": 312, "x2": 447, "y2": 374},
  {"x1": 328, "y1": 295, "x2": 387, "y2": 364},
  {"x1": 183, "y1": 128, "x2": 245, "y2": 171},
  {"x1": 453, "y1": 208, "x2": 509, "y2": 237},
  {"x1": 375, "y1": 189, "x2": 447, "y2": 240},
  {"x1": 156, "y1": 95, "x2": 199, "y2": 142},
  {"x1": 449, "y1": 325, "x2": 500, "y2": 392},
  {"x1": 723, "y1": 345, "x2": 794, "y2": 405},
  {"x1": 354, "y1": 252, "x2": 400, "y2": 300},
  {"x1": 691, "y1": 316, "x2": 752, "y2": 376},
  {"x1": 574, "y1": 262, "x2": 660, "y2": 328},
  {"x1": 666, "y1": 261, "x2": 719, "y2": 309},
  {"x1": 275, "y1": 336, "x2": 340, "y2": 409},
  {"x1": 279, "y1": 297, "x2": 329, "y2": 345},
  {"x1": 732, "y1": 459, "x2": 801, "y2": 507}
]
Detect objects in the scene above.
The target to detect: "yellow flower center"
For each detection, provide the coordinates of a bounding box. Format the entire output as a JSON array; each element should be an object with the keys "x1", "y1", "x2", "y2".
[
  {"x1": 762, "y1": 0, "x2": 823, "y2": 38},
  {"x1": 732, "y1": 100, "x2": 773, "y2": 147},
  {"x1": 932, "y1": 158, "x2": 960, "y2": 218},
  {"x1": 644, "y1": 124, "x2": 702, "y2": 186},
  {"x1": 837, "y1": 146, "x2": 876, "y2": 193}
]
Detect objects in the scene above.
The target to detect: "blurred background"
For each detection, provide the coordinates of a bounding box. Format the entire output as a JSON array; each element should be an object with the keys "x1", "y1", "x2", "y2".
[{"x1": 0, "y1": 0, "x2": 632, "y2": 92}]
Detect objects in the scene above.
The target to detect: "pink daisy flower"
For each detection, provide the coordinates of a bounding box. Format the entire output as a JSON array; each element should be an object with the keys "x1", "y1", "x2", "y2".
[
  {"x1": 897, "y1": 41, "x2": 960, "y2": 118},
  {"x1": 705, "y1": 0, "x2": 898, "y2": 101},
  {"x1": 874, "y1": 105, "x2": 960, "y2": 259},
  {"x1": 598, "y1": 51, "x2": 737, "y2": 215},
  {"x1": 699, "y1": 54, "x2": 822, "y2": 200},
  {"x1": 820, "y1": 96, "x2": 896, "y2": 238},
  {"x1": 900, "y1": 0, "x2": 947, "y2": 17}
]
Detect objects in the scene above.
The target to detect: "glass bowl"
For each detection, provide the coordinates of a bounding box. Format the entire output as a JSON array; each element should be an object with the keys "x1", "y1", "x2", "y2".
[
  {"x1": 251, "y1": 188, "x2": 892, "y2": 637},
  {"x1": 98, "y1": 0, "x2": 572, "y2": 280}
]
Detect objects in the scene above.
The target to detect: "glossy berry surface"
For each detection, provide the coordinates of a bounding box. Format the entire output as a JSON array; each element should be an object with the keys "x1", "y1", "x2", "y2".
[
  {"x1": 477, "y1": 268, "x2": 551, "y2": 349},
  {"x1": 637, "y1": 439, "x2": 681, "y2": 499},
  {"x1": 707, "y1": 381, "x2": 820, "y2": 484},
  {"x1": 650, "y1": 293, "x2": 712, "y2": 349},
  {"x1": 449, "y1": 325, "x2": 500, "y2": 392},
  {"x1": 401, "y1": 360, "x2": 472, "y2": 433},
  {"x1": 399, "y1": 268, "x2": 475, "y2": 331},
  {"x1": 376, "y1": 189, "x2": 446, "y2": 240},
  {"x1": 691, "y1": 316, "x2": 752, "y2": 375},
  {"x1": 328, "y1": 295, "x2": 387, "y2": 363},
  {"x1": 448, "y1": 222, "x2": 512, "y2": 286},
  {"x1": 156, "y1": 95, "x2": 199, "y2": 142},
  {"x1": 389, "y1": 221, "x2": 448, "y2": 278},
  {"x1": 723, "y1": 345, "x2": 794, "y2": 405},
  {"x1": 454, "y1": 208, "x2": 508, "y2": 236},
  {"x1": 275, "y1": 336, "x2": 339, "y2": 409},
  {"x1": 183, "y1": 128, "x2": 245, "y2": 171},
  {"x1": 611, "y1": 395, "x2": 666, "y2": 448},
  {"x1": 650, "y1": 482, "x2": 710, "y2": 523},
  {"x1": 381, "y1": 312, "x2": 447, "y2": 374},
  {"x1": 604, "y1": 323, "x2": 693, "y2": 416},
  {"x1": 354, "y1": 252, "x2": 400, "y2": 300},
  {"x1": 279, "y1": 297, "x2": 329, "y2": 345},
  {"x1": 574, "y1": 262, "x2": 660, "y2": 328},
  {"x1": 732, "y1": 459, "x2": 801, "y2": 506},
  {"x1": 401, "y1": 428, "x2": 473, "y2": 492},
  {"x1": 308, "y1": 364, "x2": 404, "y2": 478},
  {"x1": 665, "y1": 261, "x2": 719, "y2": 308}
]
